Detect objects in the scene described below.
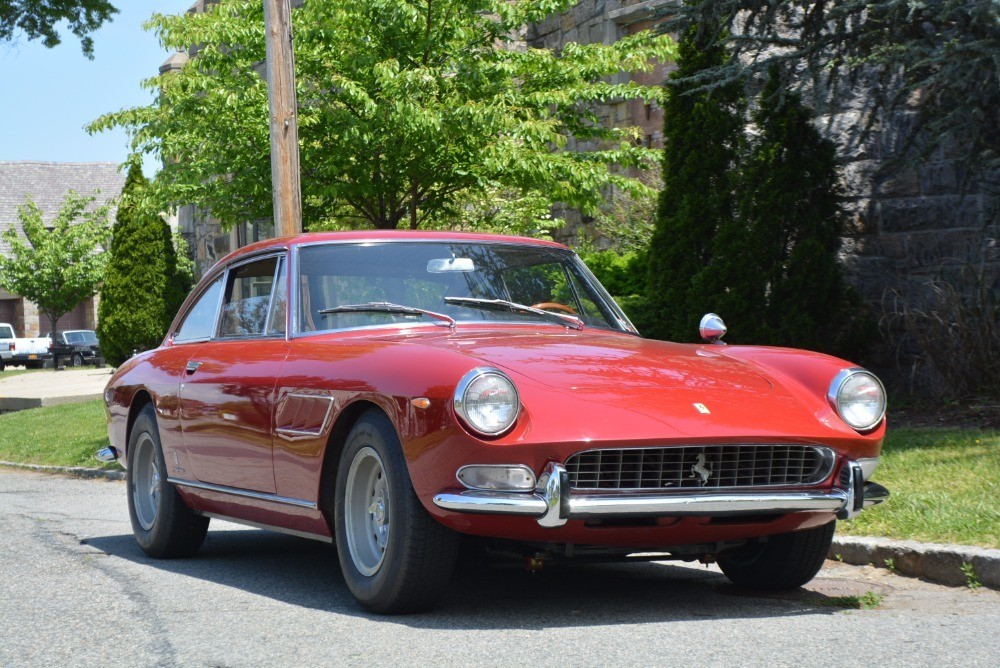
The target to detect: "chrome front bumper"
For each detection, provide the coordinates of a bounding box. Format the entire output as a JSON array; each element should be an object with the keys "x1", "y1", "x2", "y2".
[{"x1": 432, "y1": 461, "x2": 889, "y2": 528}]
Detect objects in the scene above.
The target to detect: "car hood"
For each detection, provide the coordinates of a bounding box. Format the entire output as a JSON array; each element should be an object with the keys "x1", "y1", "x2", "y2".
[
  {"x1": 408, "y1": 329, "x2": 772, "y2": 392},
  {"x1": 385, "y1": 329, "x2": 837, "y2": 440}
]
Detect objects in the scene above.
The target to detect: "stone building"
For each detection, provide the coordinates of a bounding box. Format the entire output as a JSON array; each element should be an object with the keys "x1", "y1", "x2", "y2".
[{"x1": 0, "y1": 161, "x2": 125, "y2": 337}]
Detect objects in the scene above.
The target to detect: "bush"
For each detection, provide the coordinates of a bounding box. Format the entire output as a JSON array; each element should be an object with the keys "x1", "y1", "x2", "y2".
[
  {"x1": 645, "y1": 20, "x2": 745, "y2": 342},
  {"x1": 883, "y1": 266, "x2": 1000, "y2": 396},
  {"x1": 97, "y1": 164, "x2": 186, "y2": 366}
]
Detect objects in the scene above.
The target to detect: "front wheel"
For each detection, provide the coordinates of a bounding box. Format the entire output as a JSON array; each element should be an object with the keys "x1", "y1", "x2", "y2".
[
  {"x1": 717, "y1": 521, "x2": 835, "y2": 590},
  {"x1": 71, "y1": 353, "x2": 84, "y2": 367},
  {"x1": 126, "y1": 403, "x2": 209, "y2": 558},
  {"x1": 334, "y1": 409, "x2": 459, "y2": 614}
]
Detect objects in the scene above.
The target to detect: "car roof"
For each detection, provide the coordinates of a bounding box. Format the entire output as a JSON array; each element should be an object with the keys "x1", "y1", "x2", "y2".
[{"x1": 213, "y1": 230, "x2": 570, "y2": 269}]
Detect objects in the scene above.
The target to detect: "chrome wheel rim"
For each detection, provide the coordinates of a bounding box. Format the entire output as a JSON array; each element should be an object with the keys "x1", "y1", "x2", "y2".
[
  {"x1": 344, "y1": 446, "x2": 390, "y2": 576},
  {"x1": 131, "y1": 433, "x2": 161, "y2": 531}
]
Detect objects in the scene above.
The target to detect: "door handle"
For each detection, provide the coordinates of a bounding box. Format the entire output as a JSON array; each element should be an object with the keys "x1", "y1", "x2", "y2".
[{"x1": 186, "y1": 360, "x2": 203, "y2": 374}]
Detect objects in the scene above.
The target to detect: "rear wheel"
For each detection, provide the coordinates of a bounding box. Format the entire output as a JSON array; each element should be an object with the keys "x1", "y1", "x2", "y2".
[
  {"x1": 127, "y1": 403, "x2": 209, "y2": 558},
  {"x1": 334, "y1": 409, "x2": 459, "y2": 614},
  {"x1": 718, "y1": 521, "x2": 835, "y2": 590}
]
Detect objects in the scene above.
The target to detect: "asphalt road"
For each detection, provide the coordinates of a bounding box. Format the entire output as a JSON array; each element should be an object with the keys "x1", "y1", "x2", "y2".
[{"x1": 2, "y1": 468, "x2": 998, "y2": 667}]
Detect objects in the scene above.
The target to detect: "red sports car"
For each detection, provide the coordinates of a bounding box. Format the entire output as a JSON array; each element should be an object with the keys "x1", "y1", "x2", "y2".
[{"x1": 101, "y1": 231, "x2": 888, "y2": 613}]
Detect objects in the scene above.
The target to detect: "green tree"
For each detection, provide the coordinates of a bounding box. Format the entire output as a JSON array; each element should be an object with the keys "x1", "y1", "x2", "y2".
[
  {"x1": 727, "y1": 68, "x2": 853, "y2": 352},
  {"x1": 89, "y1": 0, "x2": 676, "y2": 231},
  {"x1": 645, "y1": 19, "x2": 745, "y2": 342},
  {"x1": 97, "y1": 164, "x2": 187, "y2": 366},
  {"x1": 1, "y1": 0, "x2": 117, "y2": 57},
  {"x1": 662, "y1": 0, "x2": 1000, "y2": 175},
  {"x1": 0, "y1": 192, "x2": 111, "y2": 344}
]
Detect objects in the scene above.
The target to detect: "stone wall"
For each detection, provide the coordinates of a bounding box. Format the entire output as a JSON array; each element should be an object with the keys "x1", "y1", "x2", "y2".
[{"x1": 533, "y1": 1, "x2": 999, "y2": 391}]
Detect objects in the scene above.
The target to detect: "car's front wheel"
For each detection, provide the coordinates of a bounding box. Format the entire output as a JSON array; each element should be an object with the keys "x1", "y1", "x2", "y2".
[
  {"x1": 334, "y1": 409, "x2": 459, "y2": 614},
  {"x1": 127, "y1": 403, "x2": 209, "y2": 558},
  {"x1": 717, "y1": 521, "x2": 835, "y2": 590},
  {"x1": 71, "y1": 353, "x2": 84, "y2": 367}
]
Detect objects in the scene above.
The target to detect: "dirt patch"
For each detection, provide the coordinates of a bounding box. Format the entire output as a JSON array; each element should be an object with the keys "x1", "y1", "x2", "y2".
[{"x1": 890, "y1": 398, "x2": 1000, "y2": 430}]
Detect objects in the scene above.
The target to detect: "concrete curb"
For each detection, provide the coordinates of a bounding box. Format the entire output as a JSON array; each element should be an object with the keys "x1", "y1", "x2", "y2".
[
  {"x1": 831, "y1": 536, "x2": 1000, "y2": 590},
  {"x1": 2, "y1": 461, "x2": 996, "y2": 590},
  {"x1": 0, "y1": 461, "x2": 124, "y2": 481}
]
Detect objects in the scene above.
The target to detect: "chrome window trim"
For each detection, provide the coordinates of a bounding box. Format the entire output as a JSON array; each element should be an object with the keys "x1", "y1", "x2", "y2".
[
  {"x1": 171, "y1": 272, "x2": 227, "y2": 345},
  {"x1": 214, "y1": 252, "x2": 286, "y2": 341},
  {"x1": 167, "y1": 476, "x2": 317, "y2": 509}
]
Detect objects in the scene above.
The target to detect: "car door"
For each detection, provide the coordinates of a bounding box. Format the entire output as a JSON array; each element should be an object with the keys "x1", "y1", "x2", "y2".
[{"x1": 180, "y1": 253, "x2": 289, "y2": 493}]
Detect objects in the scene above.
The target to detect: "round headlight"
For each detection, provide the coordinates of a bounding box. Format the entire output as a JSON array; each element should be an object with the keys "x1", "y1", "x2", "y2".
[
  {"x1": 454, "y1": 367, "x2": 520, "y2": 436},
  {"x1": 828, "y1": 369, "x2": 886, "y2": 431}
]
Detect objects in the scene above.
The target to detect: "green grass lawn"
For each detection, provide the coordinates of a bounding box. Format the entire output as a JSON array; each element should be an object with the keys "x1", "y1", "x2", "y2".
[
  {"x1": 0, "y1": 399, "x2": 113, "y2": 469},
  {"x1": 838, "y1": 428, "x2": 1000, "y2": 549},
  {"x1": 1, "y1": 400, "x2": 997, "y2": 548},
  {"x1": 0, "y1": 368, "x2": 34, "y2": 379}
]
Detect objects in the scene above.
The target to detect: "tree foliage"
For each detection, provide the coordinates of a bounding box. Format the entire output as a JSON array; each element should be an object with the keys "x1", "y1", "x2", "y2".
[
  {"x1": 0, "y1": 191, "x2": 111, "y2": 336},
  {"x1": 727, "y1": 68, "x2": 855, "y2": 352},
  {"x1": 1, "y1": 0, "x2": 117, "y2": 57},
  {"x1": 661, "y1": 0, "x2": 1000, "y2": 175},
  {"x1": 97, "y1": 163, "x2": 187, "y2": 366},
  {"x1": 645, "y1": 20, "x2": 745, "y2": 342},
  {"x1": 89, "y1": 0, "x2": 676, "y2": 231}
]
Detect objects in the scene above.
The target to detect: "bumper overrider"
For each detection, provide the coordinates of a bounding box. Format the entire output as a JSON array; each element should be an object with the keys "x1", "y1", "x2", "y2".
[{"x1": 433, "y1": 461, "x2": 889, "y2": 528}]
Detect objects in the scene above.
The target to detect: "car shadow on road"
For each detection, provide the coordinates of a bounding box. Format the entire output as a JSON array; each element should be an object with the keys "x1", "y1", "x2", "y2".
[{"x1": 84, "y1": 528, "x2": 852, "y2": 628}]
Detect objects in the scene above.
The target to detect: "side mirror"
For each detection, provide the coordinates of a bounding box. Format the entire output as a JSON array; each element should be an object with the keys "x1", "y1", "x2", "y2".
[{"x1": 699, "y1": 313, "x2": 727, "y2": 344}]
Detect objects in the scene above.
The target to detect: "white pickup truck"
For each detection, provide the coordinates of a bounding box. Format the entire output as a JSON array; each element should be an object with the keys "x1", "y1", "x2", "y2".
[{"x1": 0, "y1": 323, "x2": 52, "y2": 371}]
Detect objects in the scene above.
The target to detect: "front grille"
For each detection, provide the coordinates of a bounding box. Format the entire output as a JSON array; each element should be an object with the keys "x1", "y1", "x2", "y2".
[{"x1": 565, "y1": 445, "x2": 835, "y2": 491}]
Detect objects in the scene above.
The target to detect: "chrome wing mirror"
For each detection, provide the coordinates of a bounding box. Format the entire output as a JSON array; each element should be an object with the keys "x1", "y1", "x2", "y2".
[{"x1": 699, "y1": 313, "x2": 727, "y2": 345}]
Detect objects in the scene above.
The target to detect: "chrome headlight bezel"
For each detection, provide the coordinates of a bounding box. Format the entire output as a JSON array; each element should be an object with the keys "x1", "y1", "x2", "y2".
[
  {"x1": 453, "y1": 367, "x2": 521, "y2": 437},
  {"x1": 828, "y1": 368, "x2": 887, "y2": 432}
]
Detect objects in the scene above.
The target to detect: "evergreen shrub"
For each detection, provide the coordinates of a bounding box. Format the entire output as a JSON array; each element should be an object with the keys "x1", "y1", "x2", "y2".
[{"x1": 97, "y1": 164, "x2": 186, "y2": 366}]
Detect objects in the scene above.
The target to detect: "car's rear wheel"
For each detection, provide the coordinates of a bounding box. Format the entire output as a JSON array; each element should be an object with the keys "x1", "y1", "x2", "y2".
[
  {"x1": 717, "y1": 520, "x2": 835, "y2": 590},
  {"x1": 334, "y1": 409, "x2": 459, "y2": 614},
  {"x1": 127, "y1": 403, "x2": 209, "y2": 558}
]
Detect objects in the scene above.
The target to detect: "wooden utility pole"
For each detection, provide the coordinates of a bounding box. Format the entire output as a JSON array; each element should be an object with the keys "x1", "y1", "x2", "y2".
[{"x1": 263, "y1": 0, "x2": 302, "y2": 237}]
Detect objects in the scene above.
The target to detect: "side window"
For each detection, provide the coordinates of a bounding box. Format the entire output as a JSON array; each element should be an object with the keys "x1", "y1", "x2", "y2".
[
  {"x1": 219, "y1": 257, "x2": 279, "y2": 338},
  {"x1": 174, "y1": 276, "x2": 224, "y2": 343}
]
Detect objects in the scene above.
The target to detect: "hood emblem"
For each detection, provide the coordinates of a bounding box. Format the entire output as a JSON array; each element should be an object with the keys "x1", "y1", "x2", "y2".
[
  {"x1": 693, "y1": 403, "x2": 711, "y2": 414},
  {"x1": 690, "y1": 453, "x2": 712, "y2": 485}
]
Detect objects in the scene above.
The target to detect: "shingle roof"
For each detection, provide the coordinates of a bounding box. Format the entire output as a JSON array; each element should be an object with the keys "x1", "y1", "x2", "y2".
[{"x1": 0, "y1": 161, "x2": 126, "y2": 257}]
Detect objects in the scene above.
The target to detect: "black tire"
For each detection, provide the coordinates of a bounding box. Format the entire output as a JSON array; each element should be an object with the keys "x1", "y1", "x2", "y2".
[
  {"x1": 126, "y1": 403, "x2": 209, "y2": 558},
  {"x1": 333, "y1": 409, "x2": 459, "y2": 614},
  {"x1": 718, "y1": 521, "x2": 836, "y2": 590},
  {"x1": 71, "y1": 353, "x2": 84, "y2": 367}
]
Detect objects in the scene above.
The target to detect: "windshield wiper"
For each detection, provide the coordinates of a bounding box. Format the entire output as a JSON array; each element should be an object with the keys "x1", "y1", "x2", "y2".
[
  {"x1": 318, "y1": 302, "x2": 455, "y2": 328},
  {"x1": 444, "y1": 297, "x2": 583, "y2": 330}
]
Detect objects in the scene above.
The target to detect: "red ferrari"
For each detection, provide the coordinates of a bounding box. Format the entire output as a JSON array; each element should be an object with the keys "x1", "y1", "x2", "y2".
[{"x1": 101, "y1": 231, "x2": 888, "y2": 613}]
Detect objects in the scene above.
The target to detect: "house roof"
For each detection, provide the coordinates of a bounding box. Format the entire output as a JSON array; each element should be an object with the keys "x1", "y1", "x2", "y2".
[{"x1": 0, "y1": 161, "x2": 126, "y2": 257}]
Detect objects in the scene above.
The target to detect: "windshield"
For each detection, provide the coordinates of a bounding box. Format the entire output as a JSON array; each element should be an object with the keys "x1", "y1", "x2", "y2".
[{"x1": 296, "y1": 242, "x2": 635, "y2": 334}]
